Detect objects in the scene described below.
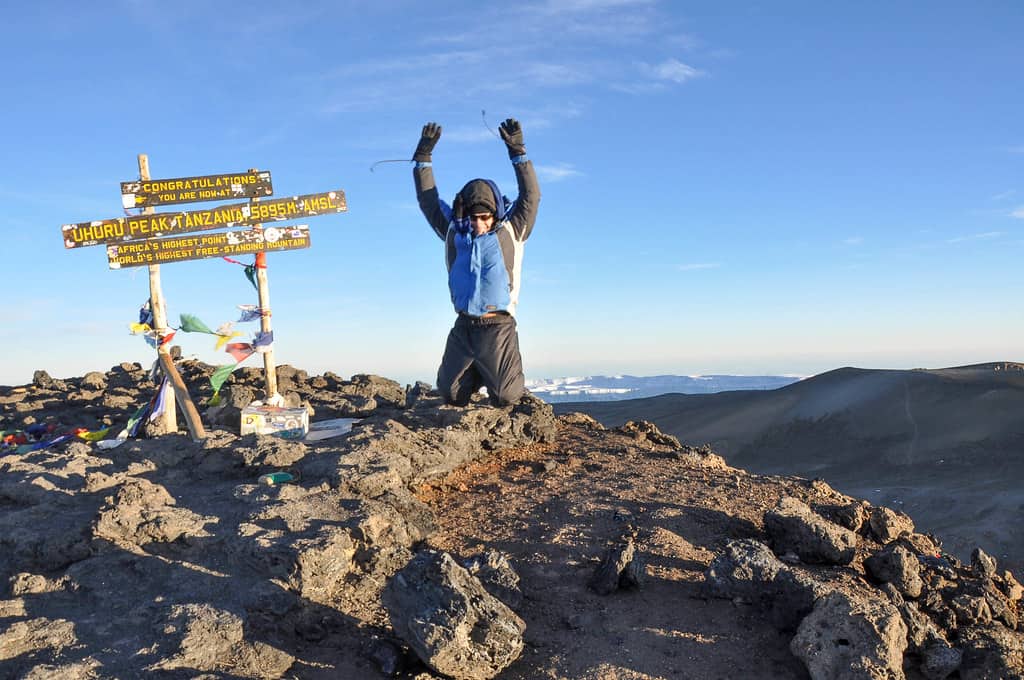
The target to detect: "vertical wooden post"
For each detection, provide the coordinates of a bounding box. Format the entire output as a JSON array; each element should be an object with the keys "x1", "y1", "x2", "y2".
[
  {"x1": 254, "y1": 252, "x2": 280, "y2": 403},
  {"x1": 136, "y1": 154, "x2": 206, "y2": 442},
  {"x1": 250, "y1": 185, "x2": 280, "y2": 405},
  {"x1": 139, "y1": 154, "x2": 178, "y2": 433}
]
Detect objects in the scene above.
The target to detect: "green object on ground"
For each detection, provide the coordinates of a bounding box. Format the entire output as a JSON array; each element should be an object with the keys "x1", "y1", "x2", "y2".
[{"x1": 258, "y1": 472, "x2": 294, "y2": 486}]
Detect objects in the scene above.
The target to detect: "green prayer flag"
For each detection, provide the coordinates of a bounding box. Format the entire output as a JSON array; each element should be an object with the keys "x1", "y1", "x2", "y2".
[
  {"x1": 244, "y1": 265, "x2": 258, "y2": 291},
  {"x1": 179, "y1": 313, "x2": 215, "y2": 335},
  {"x1": 209, "y1": 363, "x2": 237, "y2": 395}
]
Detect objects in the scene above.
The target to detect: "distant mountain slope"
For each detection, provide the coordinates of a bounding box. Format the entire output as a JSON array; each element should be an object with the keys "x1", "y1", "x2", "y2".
[
  {"x1": 554, "y1": 362, "x2": 1024, "y2": 570},
  {"x1": 526, "y1": 374, "x2": 800, "y2": 402}
]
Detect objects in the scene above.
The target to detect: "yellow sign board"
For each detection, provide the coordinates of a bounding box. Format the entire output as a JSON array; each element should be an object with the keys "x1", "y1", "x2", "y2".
[
  {"x1": 106, "y1": 226, "x2": 310, "y2": 269},
  {"x1": 120, "y1": 170, "x2": 273, "y2": 208},
  {"x1": 62, "y1": 190, "x2": 346, "y2": 248}
]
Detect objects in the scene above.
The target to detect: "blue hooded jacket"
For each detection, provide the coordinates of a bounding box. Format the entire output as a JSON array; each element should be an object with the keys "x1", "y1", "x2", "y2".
[
  {"x1": 440, "y1": 179, "x2": 515, "y2": 316},
  {"x1": 414, "y1": 158, "x2": 540, "y2": 318}
]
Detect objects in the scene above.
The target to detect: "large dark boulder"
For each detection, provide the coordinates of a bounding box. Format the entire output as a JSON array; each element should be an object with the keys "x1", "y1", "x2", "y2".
[
  {"x1": 790, "y1": 591, "x2": 908, "y2": 680},
  {"x1": 764, "y1": 496, "x2": 858, "y2": 565},
  {"x1": 383, "y1": 550, "x2": 525, "y2": 680},
  {"x1": 865, "y1": 543, "x2": 924, "y2": 598}
]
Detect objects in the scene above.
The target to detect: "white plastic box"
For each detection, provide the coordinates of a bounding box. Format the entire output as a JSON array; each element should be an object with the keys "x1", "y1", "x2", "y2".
[{"x1": 240, "y1": 404, "x2": 309, "y2": 439}]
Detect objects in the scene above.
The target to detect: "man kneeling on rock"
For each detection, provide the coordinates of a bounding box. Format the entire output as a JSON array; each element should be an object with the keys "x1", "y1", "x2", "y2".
[{"x1": 412, "y1": 118, "x2": 541, "y2": 407}]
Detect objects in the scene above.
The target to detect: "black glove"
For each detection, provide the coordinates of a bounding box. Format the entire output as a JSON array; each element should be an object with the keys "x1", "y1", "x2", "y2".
[
  {"x1": 413, "y1": 122, "x2": 442, "y2": 162},
  {"x1": 499, "y1": 118, "x2": 526, "y2": 158}
]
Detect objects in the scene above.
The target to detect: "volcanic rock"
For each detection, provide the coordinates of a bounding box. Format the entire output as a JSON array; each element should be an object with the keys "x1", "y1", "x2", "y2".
[
  {"x1": 921, "y1": 637, "x2": 963, "y2": 680},
  {"x1": 703, "y1": 538, "x2": 827, "y2": 630},
  {"x1": 80, "y1": 371, "x2": 107, "y2": 390},
  {"x1": 865, "y1": 543, "x2": 924, "y2": 598},
  {"x1": 790, "y1": 591, "x2": 908, "y2": 680},
  {"x1": 383, "y1": 549, "x2": 525, "y2": 680},
  {"x1": 869, "y1": 505, "x2": 915, "y2": 543},
  {"x1": 958, "y1": 624, "x2": 1024, "y2": 679},
  {"x1": 618, "y1": 419, "x2": 681, "y2": 448},
  {"x1": 463, "y1": 551, "x2": 524, "y2": 610},
  {"x1": 972, "y1": 548, "x2": 998, "y2": 580},
  {"x1": 764, "y1": 496, "x2": 858, "y2": 565},
  {"x1": 588, "y1": 537, "x2": 646, "y2": 595}
]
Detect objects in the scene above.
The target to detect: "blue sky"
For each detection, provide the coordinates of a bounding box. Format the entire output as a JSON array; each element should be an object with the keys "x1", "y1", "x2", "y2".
[{"x1": 1, "y1": 1, "x2": 1022, "y2": 387}]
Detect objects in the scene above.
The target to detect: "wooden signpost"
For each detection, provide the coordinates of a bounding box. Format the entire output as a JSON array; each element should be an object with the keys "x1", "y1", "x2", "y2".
[
  {"x1": 138, "y1": 155, "x2": 193, "y2": 437},
  {"x1": 61, "y1": 157, "x2": 347, "y2": 442}
]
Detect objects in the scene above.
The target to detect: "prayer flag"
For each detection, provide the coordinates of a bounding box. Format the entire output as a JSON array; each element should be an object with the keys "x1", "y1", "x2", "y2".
[
  {"x1": 253, "y1": 331, "x2": 274, "y2": 352},
  {"x1": 237, "y1": 305, "x2": 263, "y2": 322},
  {"x1": 149, "y1": 378, "x2": 172, "y2": 422},
  {"x1": 214, "y1": 330, "x2": 243, "y2": 351},
  {"x1": 139, "y1": 301, "x2": 154, "y2": 326},
  {"x1": 179, "y1": 314, "x2": 215, "y2": 335},
  {"x1": 76, "y1": 427, "x2": 111, "y2": 442},
  {"x1": 127, "y1": 404, "x2": 149, "y2": 437},
  {"x1": 225, "y1": 343, "x2": 255, "y2": 363},
  {"x1": 210, "y1": 363, "x2": 236, "y2": 397}
]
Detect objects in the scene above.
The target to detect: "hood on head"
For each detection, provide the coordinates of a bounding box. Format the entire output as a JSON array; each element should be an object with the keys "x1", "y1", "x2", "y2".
[{"x1": 454, "y1": 178, "x2": 508, "y2": 220}]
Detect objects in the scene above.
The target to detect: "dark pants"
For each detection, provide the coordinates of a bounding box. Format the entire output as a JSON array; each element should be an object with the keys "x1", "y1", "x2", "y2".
[{"x1": 437, "y1": 314, "x2": 525, "y2": 407}]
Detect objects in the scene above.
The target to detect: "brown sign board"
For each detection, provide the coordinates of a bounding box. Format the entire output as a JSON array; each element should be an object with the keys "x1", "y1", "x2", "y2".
[
  {"x1": 63, "y1": 190, "x2": 346, "y2": 249},
  {"x1": 106, "y1": 225, "x2": 310, "y2": 269},
  {"x1": 120, "y1": 170, "x2": 273, "y2": 209}
]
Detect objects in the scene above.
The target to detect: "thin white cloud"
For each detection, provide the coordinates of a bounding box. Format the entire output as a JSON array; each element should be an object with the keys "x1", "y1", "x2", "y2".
[
  {"x1": 323, "y1": 50, "x2": 485, "y2": 79},
  {"x1": 521, "y1": 62, "x2": 595, "y2": 87},
  {"x1": 946, "y1": 231, "x2": 1004, "y2": 243},
  {"x1": 318, "y1": 50, "x2": 599, "y2": 113},
  {"x1": 612, "y1": 81, "x2": 667, "y2": 95},
  {"x1": 667, "y1": 33, "x2": 702, "y2": 50},
  {"x1": 429, "y1": 0, "x2": 660, "y2": 46},
  {"x1": 649, "y1": 58, "x2": 704, "y2": 83},
  {"x1": 615, "y1": 58, "x2": 705, "y2": 94},
  {"x1": 991, "y1": 189, "x2": 1016, "y2": 201},
  {"x1": 678, "y1": 263, "x2": 720, "y2": 271},
  {"x1": 444, "y1": 111, "x2": 564, "y2": 143},
  {"x1": 535, "y1": 163, "x2": 582, "y2": 182},
  {"x1": 1011, "y1": 207, "x2": 1024, "y2": 219},
  {"x1": 315, "y1": 2, "x2": 711, "y2": 117},
  {"x1": 522, "y1": 0, "x2": 660, "y2": 38},
  {"x1": 1008, "y1": 145, "x2": 1024, "y2": 154},
  {"x1": 556, "y1": 14, "x2": 659, "y2": 41},
  {"x1": 843, "y1": 237, "x2": 864, "y2": 246}
]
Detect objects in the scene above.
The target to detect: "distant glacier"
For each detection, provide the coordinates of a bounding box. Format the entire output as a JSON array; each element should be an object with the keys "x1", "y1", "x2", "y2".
[{"x1": 525, "y1": 374, "x2": 802, "y2": 403}]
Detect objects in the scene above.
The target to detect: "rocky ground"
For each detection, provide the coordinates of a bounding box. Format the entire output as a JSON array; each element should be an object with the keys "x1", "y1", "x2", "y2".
[
  {"x1": 1, "y1": 361, "x2": 1022, "y2": 679},
  {"x1": 557, "y1": 363, "x2": 1024, "y2": 575}
]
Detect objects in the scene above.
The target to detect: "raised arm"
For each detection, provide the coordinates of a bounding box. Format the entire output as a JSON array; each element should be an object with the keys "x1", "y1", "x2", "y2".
[
  {"x1": 412, "y1": 122, "x2": 449, "y2": 240},
  {"x1": 499, "y1": 118, "x2": 541, "y2": 240}
]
